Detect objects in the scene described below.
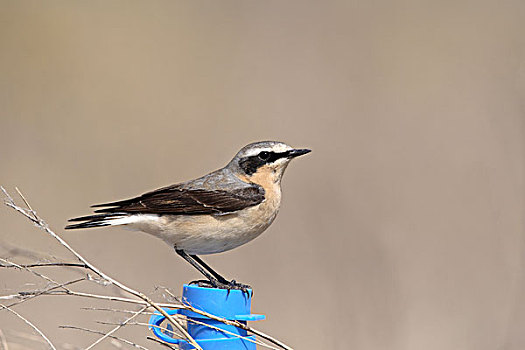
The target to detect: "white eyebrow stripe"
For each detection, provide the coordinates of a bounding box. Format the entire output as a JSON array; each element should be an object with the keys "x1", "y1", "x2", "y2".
[
  {"x1": 242, "y1": 147, "x2": 268, "y2": 157},
  {"x1": 242, "y1": 145, "x2": 293, "y2": 158}
]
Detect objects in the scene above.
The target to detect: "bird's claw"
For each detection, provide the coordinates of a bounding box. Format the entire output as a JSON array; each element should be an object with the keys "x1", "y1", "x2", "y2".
[
  {"x1": 189, "y1": 279, "x2": 213, "y2": 287},
  {"x1": 189, "y1": 279, "x2": 252, "y2": 296},
  {"x1": 227, "y1": 279, "x2": 252, "y2": 296}
]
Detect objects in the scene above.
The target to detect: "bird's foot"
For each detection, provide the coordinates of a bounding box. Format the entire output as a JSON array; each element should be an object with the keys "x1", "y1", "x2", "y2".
[
  {"x1": 189, "y1": 279, "x2": 252, "y2": 296},
  {"x1": 226, "y1": 279, "x2": 252, "y2": 295}
]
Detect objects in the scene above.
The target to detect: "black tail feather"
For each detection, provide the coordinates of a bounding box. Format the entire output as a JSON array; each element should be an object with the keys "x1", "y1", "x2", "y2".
[
  {"x1": 91, "y1": 198, "x2": 134, "y2": 209},
  {"x1": 67, "y1": 213, "x2": 115, "y2": 222},
  {"x1": 65, "y1": 213, "x2": 124, "y2": 230},
  {"x1": 65, "y1": 221, "x2": 112, "y2": 230}
]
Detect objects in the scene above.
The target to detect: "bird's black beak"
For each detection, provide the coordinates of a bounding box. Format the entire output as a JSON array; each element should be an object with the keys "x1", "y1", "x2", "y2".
[{"x1": 287, "y1": 149, "x2": 311, "y2": 158}]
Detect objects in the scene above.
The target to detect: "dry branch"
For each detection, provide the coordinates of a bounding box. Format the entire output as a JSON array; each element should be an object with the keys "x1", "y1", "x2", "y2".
[
  {"x1": 85, "y1": 306, "x2": 148, "y2": 350},
  {"x1": 60, "y1": 326, "x2": 150, "y2": 350},
  {"x1": 83, "y1": 307, "x2": 156, "y2": 315},
  {"x1": 0, "y1": 262, "x2": 88, "y2": 269},
  {"x1": 0, "y1": 304, "x2": 57, "y2": 350},
  {"x1": 145, "y1": 336, "x2": 179, "y2": 349},
  {"x1": 2, "y1": 278, "x2": 86, "y2": 308}
]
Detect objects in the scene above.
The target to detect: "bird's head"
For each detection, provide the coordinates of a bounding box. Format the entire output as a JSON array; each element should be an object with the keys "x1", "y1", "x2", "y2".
[{"x1": 229, "y1": 141, "x2": 311, "y2": 184}]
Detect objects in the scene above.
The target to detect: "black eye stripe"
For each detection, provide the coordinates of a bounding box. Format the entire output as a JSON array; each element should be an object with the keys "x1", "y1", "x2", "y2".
[
  {"x1": 265, "y1": 151, "x2": 290, "y2": 162},
  {"x1": 239, "y1": 151, "x2": 291, "y2": 175}
]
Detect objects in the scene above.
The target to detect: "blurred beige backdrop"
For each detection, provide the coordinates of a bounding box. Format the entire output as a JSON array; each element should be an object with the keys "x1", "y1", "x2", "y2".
[{"x1": 1, "y1": 1, "x2": 525, "y2": 349}]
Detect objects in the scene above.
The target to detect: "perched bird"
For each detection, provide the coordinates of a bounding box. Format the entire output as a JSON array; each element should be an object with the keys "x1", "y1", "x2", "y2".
[{"x1": 66, "y1": 141, "x2": 310, "y2": 291}]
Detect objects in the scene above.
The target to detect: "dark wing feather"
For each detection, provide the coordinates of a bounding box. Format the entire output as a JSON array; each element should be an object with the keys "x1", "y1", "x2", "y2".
[{"x1": 91, "y1": 185, "x2": 265, "y2": 215}]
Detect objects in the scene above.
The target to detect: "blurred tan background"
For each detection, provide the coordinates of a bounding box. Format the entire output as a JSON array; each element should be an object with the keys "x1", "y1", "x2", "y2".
[{"x1": 1, "y1": 0, "x2": 525, "y2": 349}]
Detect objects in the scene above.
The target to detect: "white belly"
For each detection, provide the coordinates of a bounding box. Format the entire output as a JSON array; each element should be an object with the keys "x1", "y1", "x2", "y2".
[{"x1": 126, "y1": 198, "x2": 280, "y2": 255}]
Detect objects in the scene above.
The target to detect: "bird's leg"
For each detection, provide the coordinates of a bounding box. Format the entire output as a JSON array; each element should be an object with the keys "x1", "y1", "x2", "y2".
[
  {"x1": 174, "y1": 249, "x2": 251, "y2": 294},
  {"x1": 175, "y1": 249, "x2": 222, "y2": 287},
  {"x1": 190, "y1": 254, "x2": 252, "y2": 294},
  {"x1": 189, "y1": 254, "x2": 229, "y2": 284}
]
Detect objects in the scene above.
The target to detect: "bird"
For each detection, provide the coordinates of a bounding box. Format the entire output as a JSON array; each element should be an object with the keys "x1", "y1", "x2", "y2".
[{"x1": 65, "y1": 141, "x2": 310, "y2": 292}]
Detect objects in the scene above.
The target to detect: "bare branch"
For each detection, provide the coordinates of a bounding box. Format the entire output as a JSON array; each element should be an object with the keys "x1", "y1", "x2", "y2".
[
  {"x1": 59, "y1": 326, "x2": 150, "y2": 350},
  {"x1": 0, "y1": 304, "x2": 57, "y2": 350},
  {"x1": 184, "y1": 317, "x2": 280, "y2": 350},
  {"x1": 49, "y1": 290, "x2": 182, "y2": 309},
  {"x1": 14, "y1": 187, "x2": 37, "y2": 221},
  {"x1": 0, "y1": 262, "x2": 88, "y2": 269},
  {"x1": 85, "y1": 306, "x2": 148, "y2": 350},
  {"x1": 3, "y1": 277, "x2": 85, "y2": 308},
  {"x1": 2, "y1": 187, "x2": 37, "y2": 224},
  {"x1": 0, "y1": 257, "x2": 69, "y2": 290},
  {"x1": 82, "y1": 307, "x2": 156, "y2": 315},
  {"x1": 95, "y1": 321, "x2": 182, "y2": 339},
  {"x1": 146, "y1": 336, "x2": 179, "y2": 349}
]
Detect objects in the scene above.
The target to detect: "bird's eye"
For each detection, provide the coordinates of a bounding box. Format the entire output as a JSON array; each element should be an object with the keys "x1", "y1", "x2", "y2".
[{"x1": 258, "y1": 151, "x2": 271, "y2": 161}]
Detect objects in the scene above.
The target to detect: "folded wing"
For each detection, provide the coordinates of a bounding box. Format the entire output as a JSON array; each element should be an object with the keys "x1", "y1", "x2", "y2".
[{"x1": 91, "y1": 185, "x2": 265, "y2": 216}]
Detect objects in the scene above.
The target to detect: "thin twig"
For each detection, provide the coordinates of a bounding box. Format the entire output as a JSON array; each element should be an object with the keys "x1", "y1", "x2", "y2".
[
  {"x1": 82, "y1": 307, "x2": 156, "y2": 315},
  {"x1": 0, "y1": 278, "x2": 83, "y2": 302},
  {"x1": 0, "y1": 304, "x2": 57, "y2": 350},
  {"x1": 0, "y1": 258, "x2": 87, "y2": 313},
  {"x1": 0, "y1": 262, "x2": 88, "y2": 269},
  {"x1": 95, "y1": 321, "x2": 182, "y2": 339},
  {"x1": 190, "y1": 304, "x2": 291, "y2": 350},
  {"x1": 85, "y1": 306, "x2": 148, "y2": 350},
  {"x1": 0, "y1": 258, "x2": 85, "y2": 305},
  {"x1": 2, "y1": 187, "x2": 202, "y2": 350},
  {"x1": 2, "y1": 187, "x2": 34, "y2": 221},
  {"x1": 0, "y1": 329, "x2": 8, "y2": 350},
  {"x1": 184, "y1": 317, "x2": 280, "y2": 350},
  {"x1": 3, "y1": 277, "x2": 85, "y2": 308},
  {"x1": 49, "y1": 290, "x2": 183, "y2": 308},
  {"x1": 146, "y1": 336, "x2": 179, "y2": 349},
  {"x1": 0, "y1": 257, "x2": 59, "y2": 286},
  {"x1": 59, "y1": 326, "x2": 149, "y2": 350},
  {"x1": 15, "y1": 187, "x2": 38, "y2": 221}
]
